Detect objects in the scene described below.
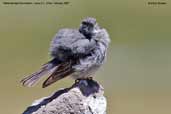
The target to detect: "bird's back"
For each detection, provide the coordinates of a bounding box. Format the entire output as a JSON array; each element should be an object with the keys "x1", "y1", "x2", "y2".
[
  {"x1": 52, "y1": 29, "x2": 84, "y2": 44},
  {"x1": 50, "y1": 29, "x2": 96, "y2": 61}
]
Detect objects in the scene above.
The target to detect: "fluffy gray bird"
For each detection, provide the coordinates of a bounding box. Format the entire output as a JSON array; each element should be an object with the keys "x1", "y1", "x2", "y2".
[{"x1": 21, "y1": 17, "x2": 110, "y2": 88}]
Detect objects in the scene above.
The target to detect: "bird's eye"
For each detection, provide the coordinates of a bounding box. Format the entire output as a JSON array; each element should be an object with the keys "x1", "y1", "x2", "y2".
[{"x1": 82, "y1": 22, "x2": 88, "y2": 25}]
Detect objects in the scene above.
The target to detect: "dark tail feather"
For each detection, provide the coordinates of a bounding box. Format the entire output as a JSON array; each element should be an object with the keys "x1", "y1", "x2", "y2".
[
  {"x1": 42, "y1": 61, "x2": 73, "y2": 88},
  {"x1": 20, "y1": 58, "x2": 59, "y2": 87}
]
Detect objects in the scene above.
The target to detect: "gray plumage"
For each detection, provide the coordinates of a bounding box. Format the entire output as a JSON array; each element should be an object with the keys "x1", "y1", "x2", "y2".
[
  {"x1": 21, "y1": 17, "x2": 110, "y2": 88},
  {"x1": 50, "y1": 29, "x2": 97, "y2": 60}
]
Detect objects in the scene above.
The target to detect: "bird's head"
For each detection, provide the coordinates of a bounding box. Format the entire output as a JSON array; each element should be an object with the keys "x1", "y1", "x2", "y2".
[{"x1": 79, "y1": 17, "x2": 100, "y2": 39}]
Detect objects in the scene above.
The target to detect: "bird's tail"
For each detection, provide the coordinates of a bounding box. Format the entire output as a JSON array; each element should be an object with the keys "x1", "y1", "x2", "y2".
[{"x1": 20, "y1": 59, "x2": 59, "y2": 87}]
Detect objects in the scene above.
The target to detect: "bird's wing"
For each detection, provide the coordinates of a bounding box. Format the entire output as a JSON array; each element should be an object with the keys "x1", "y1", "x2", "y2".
[
  {"x1": 71, "y1": 38, "x2": 96, "y2": 55},
  {"x1": 20, "y1": 58, "x2": 60, "y2": 87},
  {"x1": 50, "y1": 29, "x2": 97, "y2": 58},
  {"x1": 21, "y1": 62, "x2": 56, "y2": 87},
  {"x1": 42, "y1": 60, "x2": 73, "y2": 88}
]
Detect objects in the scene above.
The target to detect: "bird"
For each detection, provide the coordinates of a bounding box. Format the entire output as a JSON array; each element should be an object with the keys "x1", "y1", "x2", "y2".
[{"x1": 20, "y1": 17, "x2": 110, "y2": 88}]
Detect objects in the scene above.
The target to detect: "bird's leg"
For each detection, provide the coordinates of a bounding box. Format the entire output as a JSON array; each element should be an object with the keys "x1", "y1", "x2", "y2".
[
  {"x1": 75, "y1": 78, "x2": 82, "y2": 83},
  {"x1": 75, "y1": 77, "x2": 93, "y2": 83},
  {"x1": 87, "y1": 77, "x2": 93, "y2": 80}
]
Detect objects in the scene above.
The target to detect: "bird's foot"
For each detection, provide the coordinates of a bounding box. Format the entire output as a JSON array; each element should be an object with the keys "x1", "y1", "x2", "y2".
[
  {"x1": 75, "y1": 78, "x2": 81, "y2": 83},
  {"x1": 75, "y1": 77, "x2": 93, "y2": 83},
  {"x1": 87, "y1": 77, "x2": 93, "y2": 80}
]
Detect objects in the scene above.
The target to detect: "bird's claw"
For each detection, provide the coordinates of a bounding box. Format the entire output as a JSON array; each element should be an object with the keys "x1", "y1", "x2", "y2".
[
  {"x1": 75, "y1": 77, "x2": 93, "y2": 83},
  {"x1": 87, "y1": 77, "x2": 93, "y2": 80},
  {"x1": 75, "y1": 78, "x2": 81, "y2": 83}
]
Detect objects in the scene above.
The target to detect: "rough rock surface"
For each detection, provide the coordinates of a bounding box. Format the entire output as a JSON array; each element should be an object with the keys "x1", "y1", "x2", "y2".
[{"x1": 23, "y1": 79, "x2": 107, "y2": 114}]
